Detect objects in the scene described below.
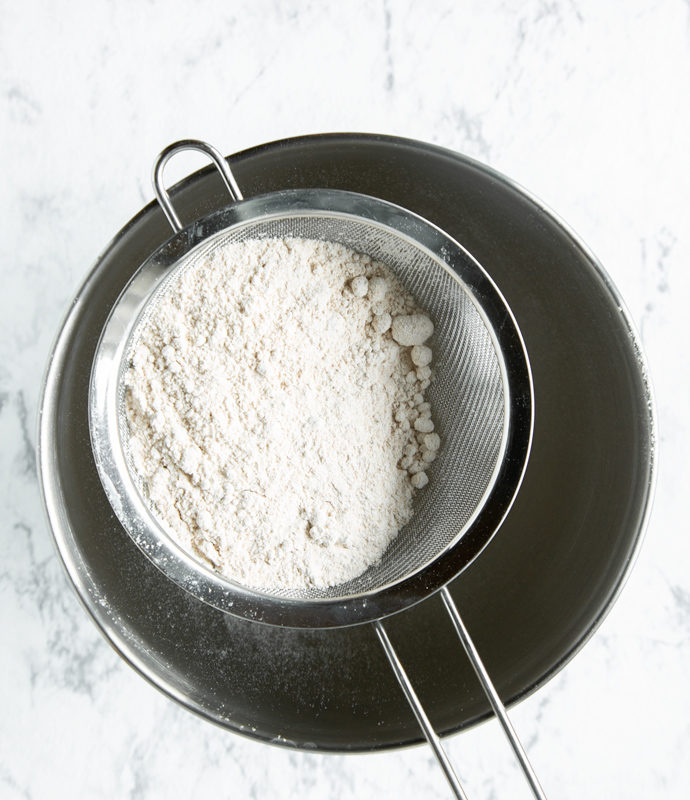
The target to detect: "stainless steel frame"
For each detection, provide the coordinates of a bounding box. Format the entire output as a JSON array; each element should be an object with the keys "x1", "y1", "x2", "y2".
[{"x1": 87, "y1": 140, "x2": 543, "y2": 798}]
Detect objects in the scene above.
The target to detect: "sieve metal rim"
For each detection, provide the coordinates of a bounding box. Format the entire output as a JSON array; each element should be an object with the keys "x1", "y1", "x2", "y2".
[
  {"x1": 89, "y1": 194, "x2": 533, "y2": 627},
  {"x1": 89, "y1": 187, "x2": 533, "y2": 630}
]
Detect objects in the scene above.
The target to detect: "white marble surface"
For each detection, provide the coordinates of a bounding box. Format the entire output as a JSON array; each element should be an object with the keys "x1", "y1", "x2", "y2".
[{"x1": 2, "y1": 0, "x2": 689, "y2": 797}]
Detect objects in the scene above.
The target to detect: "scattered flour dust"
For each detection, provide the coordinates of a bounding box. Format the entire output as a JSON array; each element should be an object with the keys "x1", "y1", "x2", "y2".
[{"x1": 123, "y1": 237, "x2": 439, "y2": 590}]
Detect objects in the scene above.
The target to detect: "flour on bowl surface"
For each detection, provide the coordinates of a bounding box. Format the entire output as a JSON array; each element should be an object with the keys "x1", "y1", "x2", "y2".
[{"x1": 123, "y1": 237, "x2": 438, "y2": 590}]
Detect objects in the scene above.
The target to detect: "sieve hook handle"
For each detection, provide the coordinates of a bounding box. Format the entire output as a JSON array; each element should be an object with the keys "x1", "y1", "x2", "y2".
[
  {"x1": 152, "y1": 139, "x2": 244, "y2": 233},
  {"x1": 375, "y1": 586, "x2": 547, "y2": 800}
]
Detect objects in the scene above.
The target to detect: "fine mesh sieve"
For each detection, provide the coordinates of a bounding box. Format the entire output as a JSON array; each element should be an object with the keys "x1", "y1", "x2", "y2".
[{"x1": 89, "y1": 141, "x2": 543, "y2": 799}]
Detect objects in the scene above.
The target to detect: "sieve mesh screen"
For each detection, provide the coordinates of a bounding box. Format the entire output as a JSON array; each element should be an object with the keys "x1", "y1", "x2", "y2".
[{"x1": 119, "y1": 213, "x2": 506, "y2": 601}]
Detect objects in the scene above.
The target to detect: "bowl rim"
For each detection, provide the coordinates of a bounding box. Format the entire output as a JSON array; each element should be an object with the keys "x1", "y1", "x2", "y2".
[{"x1": 38, "y1": 132, "x2": 656, "y2": 752}]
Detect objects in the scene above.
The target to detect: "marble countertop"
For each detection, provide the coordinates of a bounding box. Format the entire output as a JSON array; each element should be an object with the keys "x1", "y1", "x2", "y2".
[{"x1": 2, "y1": 1, "x2": 689, "y2": 797}]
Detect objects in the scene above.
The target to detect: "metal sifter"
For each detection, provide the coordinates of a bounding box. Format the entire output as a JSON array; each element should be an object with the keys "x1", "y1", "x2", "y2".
[{"x1": 89, "y1": 140, "x2": 543, "y2": 799}]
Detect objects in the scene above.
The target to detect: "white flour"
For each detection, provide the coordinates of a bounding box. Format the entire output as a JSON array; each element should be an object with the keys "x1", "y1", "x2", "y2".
[{"x1": 124, "y1": 237, "x2": 438, "y2": 589}]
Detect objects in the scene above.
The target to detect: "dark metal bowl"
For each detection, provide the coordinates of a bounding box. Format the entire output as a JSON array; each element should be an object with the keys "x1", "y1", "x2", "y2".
[{"x1": 38, "y1": 133, "x2": 655, "y2": 751}]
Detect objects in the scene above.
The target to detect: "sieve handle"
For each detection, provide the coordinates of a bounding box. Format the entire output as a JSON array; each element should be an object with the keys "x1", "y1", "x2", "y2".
[
  {"x1": 152, "y1": 139, "x2": 244, "y2": 233},
  {"x1": 375, "y1": 586, "x2": 548, "y2": 800},
  {"x1": 375, "y1": 619, "x2": 469, "y2": 800}
]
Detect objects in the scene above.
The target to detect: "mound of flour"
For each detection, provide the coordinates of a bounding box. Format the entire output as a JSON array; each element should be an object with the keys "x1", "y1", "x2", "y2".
[{"x1": 123, "y1": 237, "x2": 438, "y2": 590}]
